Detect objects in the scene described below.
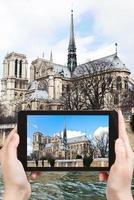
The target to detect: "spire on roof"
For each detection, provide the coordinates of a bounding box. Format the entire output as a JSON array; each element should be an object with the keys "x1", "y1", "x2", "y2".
[
  {"x1": 69, "y1": 10, "x2": 76, "y2": 50},
  {"x1": 50, "y1": 51, "x2": 53, "y2": 62},
  {"x1": 42, "y1": 52, "x2": 44, "y2": 58},
  {"x1": 67, "y1": 10, "x2": 77, "y2": 74},
  {"x1": 63, "y1": 116, "x2": 67, "y2": 159},
  {"x1": 115, "y1": 43, "x2": 118, "y2": 56}
]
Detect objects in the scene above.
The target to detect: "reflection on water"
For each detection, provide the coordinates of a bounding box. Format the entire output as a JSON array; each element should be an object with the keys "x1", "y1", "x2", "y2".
[{"x1": 0, "y1": 171, "x2": 134, "y2": 200}]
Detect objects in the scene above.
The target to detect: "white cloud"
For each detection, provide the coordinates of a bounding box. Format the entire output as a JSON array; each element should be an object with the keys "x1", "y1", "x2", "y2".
[
  {"x1": 32, "y1": 123, "x2": 38, "y2": 129},
  {"x1": 93, "y1": 127, "x2": 108, "y2": 140},
  {"x1": 54, "y1": 129, "x2": 86, "y2": 139},
  {"x1": 0, "y1": 0, "x2": 134, "y2": 81},
  {"x1": 27, "y1": 137, "x2": 32, "y2": 156}
]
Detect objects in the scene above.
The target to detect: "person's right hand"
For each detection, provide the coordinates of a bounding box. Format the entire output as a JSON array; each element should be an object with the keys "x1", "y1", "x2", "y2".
[
  {"x1": 0, "y1": 125, "x2": 44, "y2": 200},
  {"x1": 106, "y1": 110, "x2": 134, "y2": 200}
]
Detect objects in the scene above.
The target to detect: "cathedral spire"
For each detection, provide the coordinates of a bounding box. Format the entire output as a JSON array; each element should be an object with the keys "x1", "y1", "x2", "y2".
[
  {"x1": 63, "y1": 117, "x2": 67, "y2": 159},
  {"x1": 50, "y1": 51, "x2": 53, "y2": 63},
  {"x1": 67, "y1": 10, "x2": 77, "y2": 73}
]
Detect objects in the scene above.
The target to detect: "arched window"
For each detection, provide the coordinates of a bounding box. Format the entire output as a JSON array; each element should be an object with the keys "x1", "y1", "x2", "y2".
[
  {"x1": 116, "y1": 76, "x2": 122, "y2": 90},
  {"x1": 19, "y1": 60, "x2": 22, "y2": 78},
  {"x1": 124, "y1": 80, "x2": 128, "y2": 90},
  {"x1": 114, "y1": 94, "x2": 119, "y2": 105},
  {"x1": 15, "y1": 59, "x2": 18, "y2": 77}
]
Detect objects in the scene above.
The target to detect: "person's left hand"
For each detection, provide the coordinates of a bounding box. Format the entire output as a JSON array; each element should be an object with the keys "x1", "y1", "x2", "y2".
[
  {"x1": 0, "y1": 128, "x2": 31, "y2": 200},
  {"x1": 99, "y1": 110, "x2": 134, "y2": 200}
]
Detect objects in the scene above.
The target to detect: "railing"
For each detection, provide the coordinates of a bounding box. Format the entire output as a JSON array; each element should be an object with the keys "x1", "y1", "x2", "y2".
[{"x1": 27, "y1": 158, "x2": 108, "y2": 168}]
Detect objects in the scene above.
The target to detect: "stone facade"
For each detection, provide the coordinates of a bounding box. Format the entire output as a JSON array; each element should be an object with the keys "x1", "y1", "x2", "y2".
[{"x1": 32, "y1": 131, "x2": 91, "y2": 160}]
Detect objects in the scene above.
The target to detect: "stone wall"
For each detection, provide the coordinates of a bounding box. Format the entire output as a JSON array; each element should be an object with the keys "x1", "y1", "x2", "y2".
[{"x1": 27, "y1": 158, "x2": 108, "y2": 168}]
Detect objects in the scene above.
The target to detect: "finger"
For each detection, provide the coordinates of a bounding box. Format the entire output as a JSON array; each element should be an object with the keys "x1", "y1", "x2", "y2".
[
  {"x1": 4, "y1": 128, "x2": 17, "y2": 147},
  {"x1": 99, "y1": 172, "x2": 109, "y2": 182},
  {"x1": 118, "y1": 110, "x2": 132, "y2": 154},
  {"x1": 115, "y1": 138, "x2": 126, "y2": 163}
]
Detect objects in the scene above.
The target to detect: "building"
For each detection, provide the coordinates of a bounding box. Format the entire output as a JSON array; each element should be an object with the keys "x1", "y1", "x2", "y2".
[
  {"x1": 0, "y1": 10, "x2": 134, "y2": 145},
  {"x1": 32, "y1": 127, "x2": 91, "y2": 160}
]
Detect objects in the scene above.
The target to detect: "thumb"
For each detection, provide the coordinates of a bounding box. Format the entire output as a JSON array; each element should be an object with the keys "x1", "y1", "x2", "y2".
[
  {"x1": 115, "y1": 138, "x2": 126, "y2": 163},
  {"x1": 6, "y1": 133, "x2": 20, "y2": 160}
]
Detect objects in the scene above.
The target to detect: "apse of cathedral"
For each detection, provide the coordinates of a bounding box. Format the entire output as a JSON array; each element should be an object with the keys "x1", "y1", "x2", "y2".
[{"x1": 0, "y1": 10, "x2": 134, "y2": 147}]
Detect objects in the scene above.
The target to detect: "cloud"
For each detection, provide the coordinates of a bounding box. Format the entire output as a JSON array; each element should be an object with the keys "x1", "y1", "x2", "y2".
[
  {"x1": 54, "y1": 129, "x2": 86, "y2": 139},
  {"x1": 0, "y1": 0, "x2": 134, "y2": 81},
  {"x1": 32, "y1": 123, "x2": 38, "y2": 129},
  {"x1": 27, "y1": 137, "x2": 32, "y2": 156},
  {"x1": 93, "y1": 127, "x2": 108, "y2": 140}
]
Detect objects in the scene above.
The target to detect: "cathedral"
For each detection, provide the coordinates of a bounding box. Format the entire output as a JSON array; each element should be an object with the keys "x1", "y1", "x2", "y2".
[
  {"x1": 0, "y1": 10, "x2": 134, "y2": 146},
  {"x1": 32, "y1": 127, "x2": 91, "y2": 161}
]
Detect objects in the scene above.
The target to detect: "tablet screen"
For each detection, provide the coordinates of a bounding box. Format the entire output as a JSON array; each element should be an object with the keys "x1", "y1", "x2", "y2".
[{"x1": 27, "y1": 114, "x2": 109, "y2": 168}]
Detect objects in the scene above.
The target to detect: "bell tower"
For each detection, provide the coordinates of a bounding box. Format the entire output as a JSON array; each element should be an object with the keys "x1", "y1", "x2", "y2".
[{"x1": 1, "y1": 52, "x2": 28, "y2": 115}]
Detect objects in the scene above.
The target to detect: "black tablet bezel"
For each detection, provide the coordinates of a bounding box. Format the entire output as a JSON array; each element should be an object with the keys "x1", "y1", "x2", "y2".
[{"x1": 17, "y1": 110, "x2": 118, "y2": 171}]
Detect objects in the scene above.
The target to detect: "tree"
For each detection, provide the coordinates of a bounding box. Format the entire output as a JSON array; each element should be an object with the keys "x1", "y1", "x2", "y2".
[
  {"x1": 76, "y1": 154, "x2": 82, "y2": 159},
  {"x1": 83, "y1": 153, "x2": 93, "y2": 167},
  {"x1": 121, "y1": 88, "x2": 134, "y2": 113},
  {"x1": 62, "y1": 60, "x2": 114, "y2": 110},
  {"x1": 93, "y1": 130, "x2": 109, "y2": 158}
]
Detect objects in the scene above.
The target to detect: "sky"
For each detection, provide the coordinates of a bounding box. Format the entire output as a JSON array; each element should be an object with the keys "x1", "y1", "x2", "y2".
[
  {"x1": 0, "y1": 0, "x2": 134, "y2": 84},
  {"x1": 27, "y1": 114, "x2": 109, "y2": 155},
  {"x1": 27, "y1": 114, "x2": 109, "y2": 138}
]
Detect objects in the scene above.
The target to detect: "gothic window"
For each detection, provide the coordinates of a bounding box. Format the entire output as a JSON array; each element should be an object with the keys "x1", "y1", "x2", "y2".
[
  {"x1": 124, "y1": 80, "x2": 128, "y2": 90},
  {"x1": 8, "y1": 63, "x2": 10, "y2": 76},
  {"x1": 66, "y1": 84, "x2": 70, "y2": 92},
  {"x1": 62, "y1": 85, "x2": 65, "y2": 93},
  {"x1": 114, "y1": 94, "x2": 119, "y2": 105},
  {"x1": 15, "y1": 59, "x2": 18, "y2": 77},
  {"x1": 19, "y1": 60, "x2": 22, "y2": 78},
  {"x1": 27, "y1": 104, "x2": 31, "y2": 110},
  {"x1": 15, "y1": 81, "x2": 17, "y2": 88},
  {"x1": 116, "y1": 76, "x2": 122, "y2": 90}
]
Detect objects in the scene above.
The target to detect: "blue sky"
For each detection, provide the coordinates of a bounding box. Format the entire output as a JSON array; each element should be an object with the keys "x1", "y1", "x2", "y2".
[
  {"x1": 27, "y1": 115, "x2": 109, "y2": 140},
  {"x1": 0, "y1": 0, "x2": 134, "y2": 86}
]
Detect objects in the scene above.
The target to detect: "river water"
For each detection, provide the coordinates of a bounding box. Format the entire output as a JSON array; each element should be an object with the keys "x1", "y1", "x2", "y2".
[{"x1": 0, "y1": 171, "x2": 134, "y2": 200}]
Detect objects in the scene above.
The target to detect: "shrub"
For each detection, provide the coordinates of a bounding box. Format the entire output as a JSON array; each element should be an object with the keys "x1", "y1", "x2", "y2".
[
  {"x1": 76, "y1": 154, "x2": 82, "y2": 159},
  {"x1": 83, "y1": 154, "x2": 93, "y2": 167},
  {"x1": 48, "y1": 158, "x2": 55, "y2": 167}
]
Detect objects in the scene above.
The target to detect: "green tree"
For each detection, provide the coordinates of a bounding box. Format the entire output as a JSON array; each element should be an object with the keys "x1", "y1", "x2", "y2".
[{"x1": 83, "y1": 153, "x2": 93, "y2": 167}]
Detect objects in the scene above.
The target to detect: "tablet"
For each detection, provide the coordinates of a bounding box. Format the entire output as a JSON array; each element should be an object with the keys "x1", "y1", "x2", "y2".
[{"x1": 17, "y1": 110, "x2": 118, "y2": 171}]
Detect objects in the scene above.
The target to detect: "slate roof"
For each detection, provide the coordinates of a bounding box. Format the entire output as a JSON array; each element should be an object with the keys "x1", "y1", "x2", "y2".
[
  {"x1": 73, "y1": 53, "x2": 130, "y2": 76},
  {"x1": 27, "y1": 81, "x2": 48, "y2": 100},
  {"x1": 53, "y1": 63, "x2": 71, "y2": 78},
  {"x1": 30, "y1": 90, "x2": 48, "y2": 100},
  {"x1": 67, "y1": 135, "x2": 89, "y2": 144}
]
